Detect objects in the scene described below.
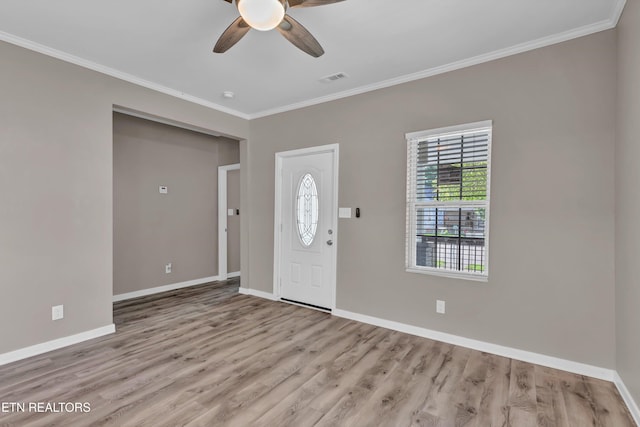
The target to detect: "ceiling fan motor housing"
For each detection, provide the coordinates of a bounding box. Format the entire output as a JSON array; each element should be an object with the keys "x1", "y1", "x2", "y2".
[
  {"x1": 236, "y1": 0, "x2": 287, "y2": 31},
  {"x1": 215, "y1": 0, "x2": 344, "y2": 57}
]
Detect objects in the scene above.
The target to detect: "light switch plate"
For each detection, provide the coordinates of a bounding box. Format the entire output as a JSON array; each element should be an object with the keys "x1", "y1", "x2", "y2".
[
  {"x1": 52, "y1": 305, "x2": 64, "y2": 321},
  {"x1": 228, "y1": 209, "x2": 234, "y2": 216},
  {"x1": 339, "y1": 207, "x2": 352, "y2": 218}
]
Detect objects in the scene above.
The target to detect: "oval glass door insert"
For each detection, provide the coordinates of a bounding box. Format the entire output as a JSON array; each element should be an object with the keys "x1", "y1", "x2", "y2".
[{"x1": 296, "y1": 173, "x2": 319, "y2": 247}]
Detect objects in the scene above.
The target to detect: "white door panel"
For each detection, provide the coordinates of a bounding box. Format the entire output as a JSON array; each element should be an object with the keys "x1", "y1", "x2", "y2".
[{"x1": 279, "y1": 150, "x2": 335, "y2": 309}]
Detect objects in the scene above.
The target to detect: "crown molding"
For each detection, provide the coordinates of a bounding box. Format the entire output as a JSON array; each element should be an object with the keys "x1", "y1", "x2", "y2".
[
  {"x1": 1, "y1": 0, "x2": 626, "y2": 121},
  {"x1": 0, "y1": 31, "x2": 251, "y2": 120},
  {"x1": 611, "y1": 0, "x2": 628, "y2": 26},
  {"x1": 249, "y1": 17, "x2": 620, "y2": 119}
]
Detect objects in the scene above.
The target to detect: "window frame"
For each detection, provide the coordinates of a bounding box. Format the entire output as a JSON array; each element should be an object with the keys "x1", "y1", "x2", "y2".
[{"x1": 405, "y1": 120, "x2": 493, "y2": 282}]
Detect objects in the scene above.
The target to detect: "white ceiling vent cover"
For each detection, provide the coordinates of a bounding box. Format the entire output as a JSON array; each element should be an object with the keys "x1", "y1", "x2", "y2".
[{"x1": 319, "y1": 72, "x2": 349, "y2": 83}]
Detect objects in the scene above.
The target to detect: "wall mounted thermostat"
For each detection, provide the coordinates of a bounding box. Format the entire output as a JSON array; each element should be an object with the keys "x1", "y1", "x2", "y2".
[{"x1": 159, "y1": 186, "x2": 168, "y2": 194}]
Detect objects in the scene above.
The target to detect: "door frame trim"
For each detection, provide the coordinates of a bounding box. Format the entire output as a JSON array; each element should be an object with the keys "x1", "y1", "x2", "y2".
[
  {"x1": 218, "y1": 163, "x2": 240, "y2": 281},
  {"x1": 273, "y1": 144, "x2": 340, "y2": 310}
]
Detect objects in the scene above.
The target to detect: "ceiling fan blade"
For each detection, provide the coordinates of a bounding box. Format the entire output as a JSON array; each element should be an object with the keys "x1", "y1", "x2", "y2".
[
  {"x1": 277, "y1": 15, "x2": 324, "y2": 57},
  {"x1": 221, "y1": 0, "x2": 232, "y2": 3},
  {"x1": 213, "y1": 16, "x2": 251, "y2": 53},
  {"x1": 288, "y1": 0, "x2": 345, "y2": 8}
]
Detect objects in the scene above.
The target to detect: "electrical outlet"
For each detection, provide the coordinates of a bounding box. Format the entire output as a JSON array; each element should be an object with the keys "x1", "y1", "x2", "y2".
[
  {"x1": 436, "y1": 300, "x2": 446, "y2": 314},
  {"x1": 52, "y1": 305, "x2": 64, "y2": 321},
  {"x1": 165, "y1": 263, "x2": 172, "y2": 274}
]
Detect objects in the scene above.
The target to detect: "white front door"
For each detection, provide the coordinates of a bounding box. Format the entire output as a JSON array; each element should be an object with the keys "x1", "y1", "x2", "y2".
[{"x1": 277, "y1": 147, "x2": 337, "y2": 310}]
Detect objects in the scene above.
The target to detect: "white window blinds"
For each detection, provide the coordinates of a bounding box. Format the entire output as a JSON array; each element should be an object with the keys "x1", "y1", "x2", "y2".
[{"x1": 406, "y1": 121, "x2": 492, "y2": 280}]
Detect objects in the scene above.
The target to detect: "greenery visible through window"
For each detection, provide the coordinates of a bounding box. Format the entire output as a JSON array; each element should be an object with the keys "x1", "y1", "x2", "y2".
[{"x1": 406, "y1": 122, "x2": 492, "y2": 278}]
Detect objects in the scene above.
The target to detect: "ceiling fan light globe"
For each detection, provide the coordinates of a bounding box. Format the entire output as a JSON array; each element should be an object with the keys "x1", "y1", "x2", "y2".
[{"x1": 238, "y1": 0, "x2": 285, "y2": 31}]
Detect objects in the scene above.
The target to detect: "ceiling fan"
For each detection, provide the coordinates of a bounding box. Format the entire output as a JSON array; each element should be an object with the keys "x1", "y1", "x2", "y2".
[{"x1": 213, "y1": 0, "x2": 345, "y2": 58}]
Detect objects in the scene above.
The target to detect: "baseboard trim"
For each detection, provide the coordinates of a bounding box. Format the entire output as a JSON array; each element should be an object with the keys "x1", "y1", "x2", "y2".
[
  {"x1": 113, "y1": 276, "x2": 219, "y2": 302},
  {"x1": 614, "y1": 372, "x2": 640, "y2": 425},
  {"x1": 226, "y1": 291, "x2": 622, "y2": 389},
  {"x1": 0, "y1": 324, "x2": 116, "y2": 366},
  {"x1": 238, "y1": 287, "x2": 278, "y2": 301},
  {"x1": 333, "y1": 308, "x2": 615, "y2": 382},
  {"x1": 227, "y1": 271, "x2": 241, "y2": 279}
]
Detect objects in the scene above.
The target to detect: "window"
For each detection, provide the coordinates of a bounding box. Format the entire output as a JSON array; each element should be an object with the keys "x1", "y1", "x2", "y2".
[
  {"x1": 296, "y1": 173, "x2": 319, "y2": 247},
  {"x1": 405, "y1": 121, "x2": 492, "y2": 281}
]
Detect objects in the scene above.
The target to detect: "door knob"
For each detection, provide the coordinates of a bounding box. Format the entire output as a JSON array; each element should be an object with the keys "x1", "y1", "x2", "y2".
[{"x1": 326, "y1": 240, "x2": 333, "y2": 246}]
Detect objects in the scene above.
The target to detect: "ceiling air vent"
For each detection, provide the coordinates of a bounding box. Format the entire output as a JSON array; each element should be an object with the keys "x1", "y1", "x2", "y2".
[{"x1": 319, "y1": 72, "x2": 348, "y2": 83}]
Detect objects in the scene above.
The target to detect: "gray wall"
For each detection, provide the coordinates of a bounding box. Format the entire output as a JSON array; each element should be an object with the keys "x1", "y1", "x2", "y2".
[
  {"x1": 245, "y1": 30, "x2": 617, "y2": 368},
  {"x1": 227, "y1": 169, "x2": 241, "y2": 274},
  {"x1": 0, "y1": 17, "x2": 626, "y2": 379},
  {"x1": 113, "y1": 113, "x2": 239, "y2": 295},
  {"x1": 616, "y1": 0, "x2": 640, "y2": 405},
  {"x1": 0, "y1": 40, "x2": 248, "y2": 354}
]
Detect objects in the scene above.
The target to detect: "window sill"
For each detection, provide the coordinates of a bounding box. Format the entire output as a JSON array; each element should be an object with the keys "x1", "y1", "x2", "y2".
[{"x1": 406, "y1": 267, "x2": 488, "y2": 282}]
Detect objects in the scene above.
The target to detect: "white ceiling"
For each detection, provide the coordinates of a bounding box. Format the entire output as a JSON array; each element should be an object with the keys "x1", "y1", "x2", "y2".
[{"x1": 0, "y1": 0, "x2": 625, "y2": 118}]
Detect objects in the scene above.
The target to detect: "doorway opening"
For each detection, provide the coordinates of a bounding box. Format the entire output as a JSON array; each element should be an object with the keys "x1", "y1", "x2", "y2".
[
  {"x1": 218, "y1": 163, "x2": 241, "y2": 281},
  {"x1": 112, "y1": 108, "x2": 240, "y2": 304}
]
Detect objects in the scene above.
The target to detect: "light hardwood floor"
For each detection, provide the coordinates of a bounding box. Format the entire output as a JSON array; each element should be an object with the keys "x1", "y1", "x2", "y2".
[{"x1": 0, "y1": 280, "x2": 635, "y2": 427}]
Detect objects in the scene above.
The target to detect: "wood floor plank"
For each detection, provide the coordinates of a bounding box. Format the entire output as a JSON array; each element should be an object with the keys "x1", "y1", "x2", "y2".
[
  {"x1": 304, "y1": 329, "x2": 394, "y2": 414},
  {"x1": 0, "y1": 279, "x2": 634, "y2": 427},
  {"x1": 473, "y1": 352, "x2": 511, "y2": 427},
  {"x1": 559, "y1": 371, "x2": 636, "y2": 427},
  {"x1": 419, "y1": 343, "x2": 471, "y2": 419},
  {"x1": 182, "y1": 317, "x2": 361, "y2": 425},
  {"x1": 230, "y1": 324, "x2": 384, "y2": 425},
  {"x1": 507, "y1": 359, "x2": 538, "y2": 427},
  {"x1": 589, "y1": 381, "x2": 637, "y2": 426},
  {"x1": 313, "y1": 332, "x2": 415, "y2": 426},
  {"x1": 347, "y1": 339, "x2": 444, "y2": 427},
  {"x1": 443, "y1": 350, "x2": 490, "y2": 426},
  {"x1": 88, "y1": 311, "x2": 325, "y2": 425},
  {"x1": 409, "y1": 410, "x2": 445, "y2": 427},
  {"x1": 535, "y1": 365, "x2": 570, "y2": 427}
]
